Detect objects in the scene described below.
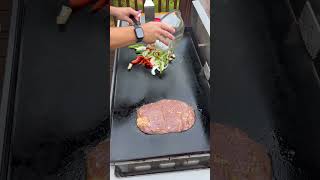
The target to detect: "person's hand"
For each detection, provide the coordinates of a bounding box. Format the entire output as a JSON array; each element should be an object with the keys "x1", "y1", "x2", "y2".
[
  {"x1": 141, "y1": 22, "x2": 176, "y2": 45},
  {"x1": 112, "y1": 7, "x2": 140, "y2": 25}
]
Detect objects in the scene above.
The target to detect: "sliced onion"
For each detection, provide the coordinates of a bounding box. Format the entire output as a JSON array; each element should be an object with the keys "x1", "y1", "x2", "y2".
[
  {"x1": 127, "y1": 63, "x2": 133, "y2": 70},
  {"x1": 151, "y1": 66, "x2": 158, "y2": 75},
  {"x1": 150, "y1": 57, "x2": 156, "y2": 65}
]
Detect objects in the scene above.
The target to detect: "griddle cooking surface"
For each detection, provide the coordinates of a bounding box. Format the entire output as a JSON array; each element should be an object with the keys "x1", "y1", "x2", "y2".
[
  {"x1": 110, "y1": 32, "x2": 210, "y2": 162},
  {"x1": 10, "y1": 0, "x2": 107, "y2": 178},
  {"x1": 213, "y1": 0, "x2": 310, "y2": 179}
]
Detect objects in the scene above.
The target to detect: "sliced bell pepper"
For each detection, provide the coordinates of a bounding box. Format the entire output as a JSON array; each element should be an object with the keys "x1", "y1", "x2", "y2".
[
  {"x1": 131, "y1": 56, "x2": 144, "y2": 65},
  {"x1": 143, "y1": 60, "x2": 153, "y2": 69}
]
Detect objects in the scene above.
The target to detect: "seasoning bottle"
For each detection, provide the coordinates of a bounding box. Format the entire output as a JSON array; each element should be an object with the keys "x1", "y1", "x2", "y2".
[
  {"x1": 155, "y1": 10, "x2": 184, "y2": 51},
  {"x1": 144, "y1": 0, "x2": 155, "y2": 23}
]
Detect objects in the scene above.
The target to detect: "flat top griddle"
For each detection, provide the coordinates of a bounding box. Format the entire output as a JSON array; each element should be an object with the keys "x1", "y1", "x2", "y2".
[
  {"x1": 110, "y1": 26, "x2": 210, "y2": 162},
  {"x1": 9, "y1": 0, "x2": 108, "y2": 178},
  {"x1": 213, "y1": 0, "x2": 310, "y2": 179}
]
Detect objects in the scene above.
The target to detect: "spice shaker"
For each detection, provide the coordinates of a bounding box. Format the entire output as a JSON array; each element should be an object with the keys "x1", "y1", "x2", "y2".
[
  {"x1": 144, "y1": 0, "x2": 155, "y2": 23},
  {"x1": 155, "y1": 10, "x2": 184, "y2": 51}
]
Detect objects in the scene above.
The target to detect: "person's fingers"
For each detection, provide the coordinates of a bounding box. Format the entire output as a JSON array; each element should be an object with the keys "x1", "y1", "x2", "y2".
[
  {"x1": 129, "y1": 8, "x2": 140, "y2": 21},
  {"x1": 157, "y1": 35, "x2": 170, "y2": 46},
  {"x1": 137, "y1": 10, "x2": 142, "y2": 15},
  {"x1": 124, "y1": 17, "x2": 134, "y2": 25},
  {"x1": 160, "y1": 23, "x2": 175, "y2": 33},
  {"x1": 158, "y1": 29, "x2": 175, "y2": 40},
  {"x1": 136, "y1": 10, "x2": 142, "y2": 21},
  {"x1": 129, "y1": 8, "x2": 139, "y2": 16}
]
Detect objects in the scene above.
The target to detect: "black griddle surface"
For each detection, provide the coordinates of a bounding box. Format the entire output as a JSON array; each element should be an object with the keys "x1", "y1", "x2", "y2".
[
  {"x1": 10, "y1": 0, "x2": 107, "y2": 178},
  {"x1": 110, "y1": 31, "x2": 210, "y2": 162},
  {"x1": 213, "y1": 0, "x2": 310, "y2": 179}
]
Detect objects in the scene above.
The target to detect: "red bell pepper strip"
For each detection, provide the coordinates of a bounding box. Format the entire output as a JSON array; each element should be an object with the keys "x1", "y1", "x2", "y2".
[
  {"x1": 131, "y1": 56, "x2": 144, "y2": 65},
  {"x1": 130, "y1": 56, "x2": 153, "y2": 69},
  {"x1": 141, "y1": 58, "x2": 153, "y2": 69}
]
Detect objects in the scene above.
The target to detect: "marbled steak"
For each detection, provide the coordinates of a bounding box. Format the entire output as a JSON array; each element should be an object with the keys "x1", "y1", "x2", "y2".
[{"x1": 137, "y1": 99, "x2": 195, "y2": 134}]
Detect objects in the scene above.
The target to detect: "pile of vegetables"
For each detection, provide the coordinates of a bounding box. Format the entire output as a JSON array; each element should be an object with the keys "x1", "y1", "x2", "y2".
[{"x1": 127, "y1": 43, "x2": 176, "y2": 75}]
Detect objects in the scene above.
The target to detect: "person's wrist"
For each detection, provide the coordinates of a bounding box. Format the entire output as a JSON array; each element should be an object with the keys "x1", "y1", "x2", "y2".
[
  {"x1": 110, "y1": 6, "x2": 116, "y2": 16},
  {"x1": 111, "y1": 6, "x2": 120, "y2": 17},
  {"x1": 133, "y1": 24, "x2": 144, "y2": 43},
  {"x1": 141, "y1": 24, "x2": 146, "y2": 42},
  {"x1": 130, "y1": 26, "x2": 139, "y2": 43}
]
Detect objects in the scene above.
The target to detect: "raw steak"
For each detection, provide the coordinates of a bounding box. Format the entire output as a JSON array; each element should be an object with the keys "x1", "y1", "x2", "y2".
[
  {"x1": 137, "y1": 99, "x2": 195, "y2": 134},
  {"x1": 212, "y1": 123, "x2": 272, "y2": 180}
]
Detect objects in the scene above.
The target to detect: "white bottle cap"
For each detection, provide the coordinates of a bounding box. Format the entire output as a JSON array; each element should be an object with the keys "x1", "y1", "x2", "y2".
[{"x1": 144, "y1": 0, "x2": 154, "y2": 6}]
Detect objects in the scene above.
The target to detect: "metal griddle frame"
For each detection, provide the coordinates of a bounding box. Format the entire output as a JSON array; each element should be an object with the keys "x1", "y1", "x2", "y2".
[
  {"x1": 0, "y1": 0, "x2": 23, "y2": 179},
  {"x1": 113, "y1": 153, "x2": 210, "y2": 177},
  {"x1": 110, "y1": 19, "x2": 210, "y2": 177}
]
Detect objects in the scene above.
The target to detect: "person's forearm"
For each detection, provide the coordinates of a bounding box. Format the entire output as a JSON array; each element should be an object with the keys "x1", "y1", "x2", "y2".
[
  {"x1": 110, "y1": 27, "x2": 137, "y2": 49},
  {"x1": 110, "y1": 6, "x2": 117, "y2": 17}
]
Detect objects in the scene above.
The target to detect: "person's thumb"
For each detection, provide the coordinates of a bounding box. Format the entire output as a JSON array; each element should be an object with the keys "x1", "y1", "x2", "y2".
[
  {"x1": 129, "y1": 8, "x2": 140, "y2": 20},
  {"x1": 125, "y1": 17, "x2": 134, "y2": 26},
  {"x1": 129, "y1": 8, "x2": 139, "y2": 16}
]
